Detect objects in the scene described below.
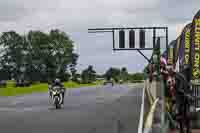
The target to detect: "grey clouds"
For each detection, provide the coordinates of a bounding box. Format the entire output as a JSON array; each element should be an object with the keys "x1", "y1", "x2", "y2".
[{"x1": 0, "y1": 0, "x2": 199, "y2": 73}]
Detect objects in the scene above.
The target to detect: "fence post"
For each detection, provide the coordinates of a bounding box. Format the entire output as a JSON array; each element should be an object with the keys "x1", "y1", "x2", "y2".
[{"x1": 191, "y1": 83, "x2": 200, "y2": 129}]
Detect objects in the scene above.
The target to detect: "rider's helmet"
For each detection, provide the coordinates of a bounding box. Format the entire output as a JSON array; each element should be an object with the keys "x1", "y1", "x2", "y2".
[{"x1": 54, "y1": 78, "x2": 61, "y2": 84}]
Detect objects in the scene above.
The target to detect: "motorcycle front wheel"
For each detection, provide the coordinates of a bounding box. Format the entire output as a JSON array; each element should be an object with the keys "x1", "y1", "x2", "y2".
[
  {"x1": 55, "y1": 104, "x2": 61, "y2": 109},
  {"x1": 54, "y1": 96, "x2": 61, "y2": 109}
]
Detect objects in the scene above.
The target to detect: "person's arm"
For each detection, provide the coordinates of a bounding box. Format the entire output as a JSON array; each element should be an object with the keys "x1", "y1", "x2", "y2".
[{"x1": 48, "y1": 85, "x2": 52, "y2": 90}]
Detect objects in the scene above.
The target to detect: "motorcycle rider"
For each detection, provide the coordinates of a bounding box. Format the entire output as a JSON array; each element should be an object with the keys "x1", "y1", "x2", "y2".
[{"x1": 49, "y1": 78, "x2": 65, "y2": 105}]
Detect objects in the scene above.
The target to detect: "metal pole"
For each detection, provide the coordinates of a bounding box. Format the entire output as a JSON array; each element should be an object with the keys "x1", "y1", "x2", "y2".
[
  {"x1": 153, "y1": 28, "x2": 156, "y2": 48},
  {"x1": 137, "y1": 49, "x2": 151, "y2": 63},
  {"x1": 88, "y1": 31, "x2": 113, "y2": 33},
  {"x1": 162, "y1": 28, "x2": 168, "y2": 133},
  {"x1": 196, "y1": 85, "x2": 197, "y2": 108},
  {"x1": 88, "y1": 27, "x2": 168, "y2": 31},
  {"x1": 166, "y1": 27, "x2": 168, "y2": 50},
  {"x1": 198, "y1": 85, "x2": 199, "y2": 107},
  {"x1": 112, "y1": 29, "x2": 115, "y2": 50},
  {"x1": 113, "y1": 48, "x2": 154, "y2": 51}
]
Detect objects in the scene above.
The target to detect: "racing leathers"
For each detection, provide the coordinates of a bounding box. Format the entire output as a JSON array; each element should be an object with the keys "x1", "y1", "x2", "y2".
[{"x1": 49, "y1": 82, "x2": 65, "y2": 104}]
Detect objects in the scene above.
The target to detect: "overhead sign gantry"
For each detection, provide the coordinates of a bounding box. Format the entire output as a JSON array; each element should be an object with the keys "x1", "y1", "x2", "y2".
[{"x1": 88, "y1": 26, "x2": 168, "y2": 63}]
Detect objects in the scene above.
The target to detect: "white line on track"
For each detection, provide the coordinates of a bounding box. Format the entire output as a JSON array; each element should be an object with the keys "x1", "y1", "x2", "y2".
[{"x1": 138, "y1": 87, "x2": 145, "y2": 133}]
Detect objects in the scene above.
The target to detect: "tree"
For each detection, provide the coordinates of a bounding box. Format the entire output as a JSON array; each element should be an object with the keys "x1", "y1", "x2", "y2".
[
  {"x1": 0, "y1": 31, "x2": 26, "y2": 80},
  {"x1": 26, "y1": 30, "x2": 50, "y2": 82},
  {"x1": 120, "y1": 67, "x2": 129, "y2": 82},
  {"x1": 0, "y1": 29, "x2": 78, "y2": 82},
  {"x1": 104, "y1": 67, "x2": 121, "y2": 82},
  {"x1": 49, "y1": 29, "x2": 78, "y2": 81},
  {"x1": 81, "y1": 65, "x2": 96, "y2": 83},
  {"x1": 26, "y1": 29, "x2": 78, "y2": 82},
  {"x1": 69, "y1": 53, "x2": 79, "y2": 82},
  {"x1": 0, "y1": 68, "x2": 10, "y2": 80}
]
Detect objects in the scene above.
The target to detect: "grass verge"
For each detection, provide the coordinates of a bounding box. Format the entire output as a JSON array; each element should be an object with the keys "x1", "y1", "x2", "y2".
[{"x1": 0, "y1": 81, "x2": 101, "y2": 96}]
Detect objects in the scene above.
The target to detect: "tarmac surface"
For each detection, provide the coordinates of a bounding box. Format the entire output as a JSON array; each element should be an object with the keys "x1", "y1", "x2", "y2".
[{"x1": 0, "y1": 84, "x2": 143, "y2": 133}]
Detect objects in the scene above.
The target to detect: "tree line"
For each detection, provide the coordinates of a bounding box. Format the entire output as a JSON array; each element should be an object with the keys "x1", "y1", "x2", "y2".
[
  {"x1": 0, "y1": 29, "x2": 78, "y2": 82},
  {"x1": 0, "y1": 29, "x2": 144, "y2": 84},
  {"x1": 103, "y1": 67, "x2": 144, "y2": 83},
  {"x1": 80, "y1": 66, "x2": 144, "y2": 84}
]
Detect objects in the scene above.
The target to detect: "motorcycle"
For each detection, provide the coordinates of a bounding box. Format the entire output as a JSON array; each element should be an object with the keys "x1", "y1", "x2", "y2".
[{"x1": 50, "y1": 86, "x2": 63, "y2": 109}]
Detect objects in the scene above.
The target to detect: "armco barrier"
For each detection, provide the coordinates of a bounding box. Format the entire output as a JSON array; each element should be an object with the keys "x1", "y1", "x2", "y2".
[
  {"x1": 138, "y1": 80, "x2": 152, "y2": 133},
  {"x1": 140, "y1": 78, "x2": 164, "y2": 133},
  {"x1": 143, "y1": 98, "x2": 159, "y2": 133}
]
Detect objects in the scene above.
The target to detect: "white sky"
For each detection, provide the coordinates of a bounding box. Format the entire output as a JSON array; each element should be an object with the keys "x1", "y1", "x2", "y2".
[{"x1": 0, "y1": 0, "x2": 199, "y2": 74}]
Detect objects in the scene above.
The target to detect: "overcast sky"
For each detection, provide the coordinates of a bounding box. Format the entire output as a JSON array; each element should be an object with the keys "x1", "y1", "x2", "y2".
[{"x1": 0, "y1": 0, "x2": 199, "y2": 74}]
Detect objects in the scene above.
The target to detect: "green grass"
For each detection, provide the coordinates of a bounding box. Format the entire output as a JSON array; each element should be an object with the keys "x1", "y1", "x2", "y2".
[
  {"x1": 63, "y1": 81, "x2": 100, "y2": 88},
  {"x1": 0, "y1": 81, "x2": 102, "y2": 96}
]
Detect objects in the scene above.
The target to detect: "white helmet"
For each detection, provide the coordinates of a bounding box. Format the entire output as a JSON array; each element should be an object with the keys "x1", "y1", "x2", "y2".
[{"x1": 54, "y1": 78, "x2": 60, "y2": 84}]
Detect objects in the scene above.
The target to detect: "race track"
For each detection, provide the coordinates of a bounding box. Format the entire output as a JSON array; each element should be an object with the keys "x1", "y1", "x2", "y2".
[{"x1": 0, "y1": 84, "x2": 143, "y2": 133}]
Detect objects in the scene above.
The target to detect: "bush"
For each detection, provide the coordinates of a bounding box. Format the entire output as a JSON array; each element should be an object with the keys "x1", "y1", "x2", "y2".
[
  {"x1": 129, "y1": 73, "x2": 144, "y2": 81},
  {"x1": 0, "y1": 80, "x2": 7, "y2": 88},
  {"x1": 15, "y1": 80, "x2": 31, "y2": 87}
]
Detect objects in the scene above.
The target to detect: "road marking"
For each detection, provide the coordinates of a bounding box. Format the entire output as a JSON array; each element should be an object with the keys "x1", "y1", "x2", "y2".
[{"x1": 138, "y1": 87, "x2": 145, "y2": 133}]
